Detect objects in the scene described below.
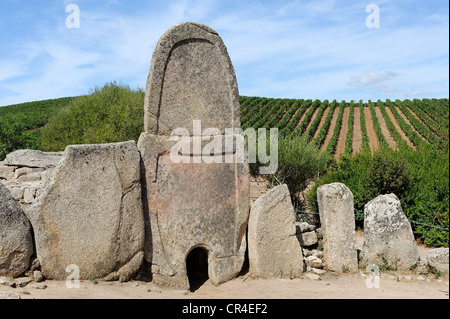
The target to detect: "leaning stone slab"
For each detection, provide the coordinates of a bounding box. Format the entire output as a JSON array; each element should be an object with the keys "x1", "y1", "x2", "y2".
[
  {"x1": 26, "y1": 141, "x2": 144, "y2": 282},
  {"x1": 248, "y1": 184, "x2": 304, "y2": 278},
  {"x1": 0, "y1": 183, "x2": 34, "y2": 278},
  {"x1": 361, "y1": 193, "x2": 419, "y2": 270},
  {"x1": 4, "y1": 149, "x2": 63, "y2": 168},
  {"x1": 427, "y1": 248, "x2": 449, "y2": 276},
  {"x1": 139, "y1": 22, "x2": 249, "y2": 290},
  {"x1": 317, "y1": 183, "x2": 358, "y2": 272}
]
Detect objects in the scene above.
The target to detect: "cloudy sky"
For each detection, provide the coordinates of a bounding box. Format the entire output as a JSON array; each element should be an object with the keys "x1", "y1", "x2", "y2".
[{"x1": 0, "y1": 0, "x2": 448, "y2": 106}]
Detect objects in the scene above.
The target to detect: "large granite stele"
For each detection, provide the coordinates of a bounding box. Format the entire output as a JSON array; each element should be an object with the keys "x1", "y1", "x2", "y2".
[{"x1": 138, "y1": 22, "x2": 249, "y2": 290}]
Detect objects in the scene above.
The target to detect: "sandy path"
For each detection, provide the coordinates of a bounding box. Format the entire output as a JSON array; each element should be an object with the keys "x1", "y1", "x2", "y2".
[
  {"x1": 374, "y1": 107, "x2": 397, "y2": 149},
  {"x1": 395, "y1": 107, "x2": 428, "y2": 143},
  {"x1": 313, "y1": 107, "x2": 330, "y2": 139},
  {"x1": 352, "y1": 107, "x2": 362, "y2": 155},
  {"x1": 320, "y1": 107, "x2": 339, "y2": 152},
  {"x1": 385, "y1": 107, "x2": 416, "y2": 150},
  {"x1": 334, "y1": 106, "x2": 350, "y2": 160},
  {"x1": 363, "y1": 107, "x2": 380, "y2": 152}
]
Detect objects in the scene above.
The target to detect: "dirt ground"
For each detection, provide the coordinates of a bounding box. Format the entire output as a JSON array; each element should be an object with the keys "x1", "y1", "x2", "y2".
[{"x1": 1, "y1": 266, "x2": 447, "y2": 300}]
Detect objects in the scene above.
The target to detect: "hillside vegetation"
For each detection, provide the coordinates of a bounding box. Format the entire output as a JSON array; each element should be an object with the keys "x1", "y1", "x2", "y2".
[{"x1": 0, "y1": 83, "x2": 448, "y2": 246}]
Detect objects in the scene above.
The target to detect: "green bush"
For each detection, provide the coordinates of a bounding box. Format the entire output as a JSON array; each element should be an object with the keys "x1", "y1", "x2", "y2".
[
  {"x1": 40, "y1": 82, "x2": 144, "y2": 151},
  {"x1": 306, "y1": 145, "x2": 449, "y2": 247},
  {"x1": 268, "y1": 134, "x2": 329, "y2": 198}
]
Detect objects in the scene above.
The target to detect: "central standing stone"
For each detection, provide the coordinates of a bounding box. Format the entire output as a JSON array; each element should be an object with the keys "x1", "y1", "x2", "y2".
[{"x1": 138, "y1": 22, "x2": 249, "y2": 290}]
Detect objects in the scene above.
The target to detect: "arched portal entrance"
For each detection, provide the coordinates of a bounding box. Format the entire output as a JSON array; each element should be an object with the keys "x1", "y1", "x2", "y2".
[{"x1": 186, "y1": 247, "x2": 209, "y2": 291}]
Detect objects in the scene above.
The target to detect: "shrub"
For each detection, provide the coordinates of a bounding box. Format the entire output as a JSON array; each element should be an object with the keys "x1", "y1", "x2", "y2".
[
  {"x1": 268, "y1": 135, "x2": 329, "y2": 198},
  {"x1": 40, "y1": 82, "x2": 144, "y2": 151}
]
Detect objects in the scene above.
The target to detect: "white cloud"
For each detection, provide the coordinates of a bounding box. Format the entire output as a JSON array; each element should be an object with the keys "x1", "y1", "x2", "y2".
[{"x1": 347, "y1": 71, "x2": 399, "y2": 88}]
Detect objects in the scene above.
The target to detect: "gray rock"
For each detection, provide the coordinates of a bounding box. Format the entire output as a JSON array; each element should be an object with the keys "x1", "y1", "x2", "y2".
[
  {"x1": 0, "y1": 276, "x2": 16, "y2": 287},
  {"x1": 297, "y1": 231, "x2": 318, "y2": 247},
  {"x1": 15, "y1": 277, "x2": 32, "y2": 288},
  {"x1": 27, "y1": 141, "x2": 145, "y2": 282},
  {"x1": 427, "y1": 248, "x2": 449, "y2": 276},
  {"x1": 4, "y1": 149, "x2": 63, "y2": 169},
  {"x1": 0, "y1": 291, "x2": 21, "y2": 299},
  {"x1": 305, "y1": 256, "x2": 322, "y2": 269},
  {"x1": 31, "y1": 283, "x2": 47, "y2": 289},
  {"x1": 304, "y1": 273, "x2": 321, "y2": 281},
  {"x1": 7, "y1": 187, "x2": 24, "y2": 201},
  {"x1": 139, "y1": 22, "x2": 248, "y2": 290},
  {"x1": 361, "y1": 194, "x2": 419, "y2": 270},
  {"x1": 33, "y1": 270, "x2": 44, "y2": 282},
  {"x1": 0, "y1": 166, "x2": 15, "y2": 180},
  {"x1": 0, "y1": 184, "x2": 34, "y2": 278},
  {"x1": 315, "y1": 228, "x2": 323, "y2": 240},
  {"x1": 317, "y1": 183, "x2": 358, "y2": 272},
  {"x1": 296, "y1": 222, "x2": 315, "y2": 233},
  {"x1": 248, "y1": 184, "x2": 303, "y2": 279}
]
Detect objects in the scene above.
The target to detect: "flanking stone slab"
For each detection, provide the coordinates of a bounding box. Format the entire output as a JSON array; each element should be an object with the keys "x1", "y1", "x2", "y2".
[
  {"x1": 427, "y1": 248, "x2": 448, "y2": 276},
  {"x1": 0, "y1": 183, "x2": 34, "y2": 278},
  {"x1": 139, "y1": 22, "x2": 249, "y2": 290},
  {"x1": 4, "y1": 149, "x2": 63, "y2": 168},
  {"x1": 248, "y1": 184, "x2": 304, "y2": 278},
  {"x1": 26, "y1": 141, "x2": 144, "y2": 281},
  {"x1": 361, "y1": 193, "x2": 419, "y2": 270},
  {"x1": 317, "y1": 183, "x2": 358, "y2": 272}
]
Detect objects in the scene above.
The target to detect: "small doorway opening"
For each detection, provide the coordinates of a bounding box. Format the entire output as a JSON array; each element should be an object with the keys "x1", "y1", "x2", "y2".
[{"x1": 186, "y1": 247, "x2": 209, "y2": 292}]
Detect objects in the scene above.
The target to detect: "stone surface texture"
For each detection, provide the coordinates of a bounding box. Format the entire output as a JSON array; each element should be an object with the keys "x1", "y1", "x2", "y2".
[
  {"x1": 138, "y1": 22, "x2": 249, "y2": 290},
  {"x1": 427, "y1": 248, "x2": 449, "y2": 276},
  {"x1": 26, "y1": 141, "x2": 144, "y2": 281},
  {"x1": 361, "y1": 193, "x2": 419, "y2": 270},
  {"x1": 0, "y1": 183, "x2": 34, "y2": 278},
  {"x1": 317, "y1": 183, "x2": 358, "y2": 272},
  {"x1": 248, "y1": 184, "x2": 304, "y2": 278}
]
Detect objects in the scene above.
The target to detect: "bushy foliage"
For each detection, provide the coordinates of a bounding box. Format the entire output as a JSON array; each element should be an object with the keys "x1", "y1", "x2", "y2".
[
  {"x1": 268, "y1": 134, "x2": 329, "y2": 197},
  {"x1": 40, "y1": 82, "x2": 144, "y2": 151},
  {"x1": 306, "y1": 145, "x2": 449, "y2": 247}
]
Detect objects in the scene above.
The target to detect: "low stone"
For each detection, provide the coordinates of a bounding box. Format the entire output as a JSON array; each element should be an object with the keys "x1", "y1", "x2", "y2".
[
  {"x1": 33, "y1": 270, "x2": 44, "y2": 282},
  {"x1": 305, "y1": 256, "x2": 322, "y2": 269},
  {"x1": 317, "y1": 183, "x2": 358, "y2": 272},
  {"x1": 312, "y1": 250, "x2": 323, "y2": 259},
  {"x1": 4, "y1": 149, "x2": 63, "y2": 169},
  {"x1": 361, "y1": 194, "x2": 419, "y2": 271},
  {"x1": 427, "y1": 248, "x2": 449, "y2": 276},
  {"x1": 315, "y1": 228, "x2": 323, "y2": 240},
  {"x1": 0, "y1": 166, "x2": 15, "y2": 180},
  {"x1": 415, "y1": 261, "x2": 429, "y2": 275},
  {"x1": 0, "y1": 291, "x2": 21, "y2": 299},
  {"x1": 297, "y1": 231, "x2": 318, "y2": 247},
  {"x1": 302, "y1": 249, "x2": 312, "y2": 257},
  {"x1": 23, "y1": 187, "x2": 39, "y2": 204},
  {"x1": 16, "y1": 172, "x2": 42, "y2": 183},
  {"x1": 0, "y1": 276, "x2": 16, "y2": 287},
  {"x1": 27, "y1": 141, "x2": 145, "y2": 282}
]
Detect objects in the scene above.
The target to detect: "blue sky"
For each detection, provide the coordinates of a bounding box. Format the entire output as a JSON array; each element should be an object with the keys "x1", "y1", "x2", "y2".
[{"x1": 0, "y1": 0, "x2": 448, "y2": 106}]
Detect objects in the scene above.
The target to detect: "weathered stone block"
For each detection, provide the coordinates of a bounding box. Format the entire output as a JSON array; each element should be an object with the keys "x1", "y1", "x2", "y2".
[
  {"x1": 0, "y1": 184, "x2": 34, "y2": 278},
  {"x1": 427, "y1": 248, "x2": 449, "y2": 276},
  {"x1": 361, "y1": 194, "x2": 419, "y2": 270},
  {"x1": 26, "y1": 141, "x2": 144, "y2": 281},
  {"x1": 317, "y1": 183, "x2": 358, "y2": 272},
  {"x1": 248, "y1": 184, "x2": 304, "y2": 278}
]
